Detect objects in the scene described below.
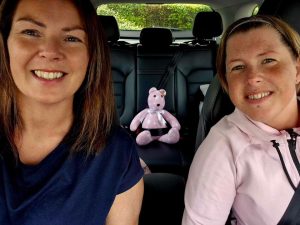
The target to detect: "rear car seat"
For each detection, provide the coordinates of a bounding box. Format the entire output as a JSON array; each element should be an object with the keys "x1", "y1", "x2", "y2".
[
  {"x1": 139, "y1": 173, "x2": 185, "y2": 225},
  {"x1": 258, "y1": 0, "x2": 300, "y2": 32},
  {"x1": 99, "y1": 18, "x2": 186, "y2": 225},
  {"x1": 98, "y1": 15, "x2": 137, "y2": 126},
  {"x1": 136, "y1": 27, "x2": 177, "y2": 113},
  {"x1": 99, "y1": 12, "x2": 223, "y2": 176},
  {"x1": 137, "y1": 10, "x2": 223, "y2": 174},
  {"x1": 190, "y1": 11, "x2": 223, "y2": 45},
  {"x1": 136, "y1": 27, "x2": 189, "y2": 175},
  {"x1": 176, "y1": 11, "x2": 223, "y2": 151}
]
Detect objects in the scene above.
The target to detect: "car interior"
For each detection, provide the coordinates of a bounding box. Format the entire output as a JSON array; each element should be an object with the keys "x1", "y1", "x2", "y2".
[{"x1": 93, "y1": 0, "x2": 300, "y2": 224}]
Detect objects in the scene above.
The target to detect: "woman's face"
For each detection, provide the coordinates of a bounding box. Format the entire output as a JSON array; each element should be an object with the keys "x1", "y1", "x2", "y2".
[
  {"x1": 7, "y1": 0, "x2": 89, "y2": 105},
  {"x1": 226, "y1": 26, "x2": 300, "y2": 130}
]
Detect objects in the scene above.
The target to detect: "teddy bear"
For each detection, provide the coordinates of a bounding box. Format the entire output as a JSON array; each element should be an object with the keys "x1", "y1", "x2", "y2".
[{"x1": 130, "y1": 87, "x2": 181, "y2": 145}]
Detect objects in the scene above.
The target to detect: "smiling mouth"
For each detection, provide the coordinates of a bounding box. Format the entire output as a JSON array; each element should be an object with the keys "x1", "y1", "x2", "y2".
[
  {"x1": 247, "y1": 91, "x2": 271, "y2": 100},
  {"x1": 32, "y1": 70, "x2": 65, "y2": 80}
]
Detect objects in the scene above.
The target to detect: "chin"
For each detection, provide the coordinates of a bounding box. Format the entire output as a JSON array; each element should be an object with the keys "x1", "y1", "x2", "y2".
[{"x1": 243, "y1": 109, "x2": 271, "y2": 124}]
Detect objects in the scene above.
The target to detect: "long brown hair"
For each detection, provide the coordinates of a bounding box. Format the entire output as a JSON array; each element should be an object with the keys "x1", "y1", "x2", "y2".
[{"x1": 0, "y1": 0, "x2": 115, "y2": 156}]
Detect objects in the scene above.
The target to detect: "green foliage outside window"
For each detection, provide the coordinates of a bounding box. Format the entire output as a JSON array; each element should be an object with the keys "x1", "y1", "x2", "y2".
[
  {"x1": 97, "y1": 4, "x2": 212, "y2": 30},
  {"x1": 252, "y1": 5, "x2": 259, "y2": 15}
]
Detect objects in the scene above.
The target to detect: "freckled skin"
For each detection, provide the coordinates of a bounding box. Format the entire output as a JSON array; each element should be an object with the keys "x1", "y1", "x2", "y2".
[{"x1": 226, "y1": 27, "x2": 300, "y2": 130}]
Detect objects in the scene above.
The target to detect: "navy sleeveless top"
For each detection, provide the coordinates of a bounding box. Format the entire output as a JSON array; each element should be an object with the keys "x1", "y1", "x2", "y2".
[{"x1": 0, "y1": 127, "x2": 144, "y2": 225}]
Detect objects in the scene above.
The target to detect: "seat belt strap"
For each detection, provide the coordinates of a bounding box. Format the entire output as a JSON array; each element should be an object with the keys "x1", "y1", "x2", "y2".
[
  {"x1": 271, "y1": 133, "x2": 300, "y2": 225},
  {"x1": 278, "y1": 182, "x2": 300, "y2": 225},
  {"x1": 157, "y1": 50, "x2": 183, "y2": 89}
]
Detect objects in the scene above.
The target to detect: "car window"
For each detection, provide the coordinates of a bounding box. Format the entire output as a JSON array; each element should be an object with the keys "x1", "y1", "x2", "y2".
[
  {"x1": 97, "y1": 3, "x2": 213, "y2": 42},
  {"x1": 97, "y1": 3, "x2": 212, "y2": 31},
  {"x1": 252, "y1": 5, "x2": 259, "y2": 15}
]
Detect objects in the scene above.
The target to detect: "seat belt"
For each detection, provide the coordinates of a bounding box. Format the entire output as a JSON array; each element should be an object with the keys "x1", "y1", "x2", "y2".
[
  {"x1": 157, "y1": 49, "x2": 183, "y2": 89},
  {"x1": 271, "y1": 130, "x2": 300, "y2": 225},
  {"x1": 278, "y1": 183, "x2": 300, "y2": 225}
]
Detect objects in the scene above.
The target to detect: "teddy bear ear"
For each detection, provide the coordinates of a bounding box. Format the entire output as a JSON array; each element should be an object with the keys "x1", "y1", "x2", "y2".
[
  {"x1": 149, "y1": 87, "x2": 157, "y2": 94},
  {"x1": 159, "y1": 89, "x2": 166, "y2": 96}
]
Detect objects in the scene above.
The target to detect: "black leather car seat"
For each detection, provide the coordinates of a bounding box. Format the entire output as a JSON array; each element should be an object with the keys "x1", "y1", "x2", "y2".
[
  {"x1": 258, "y1": 0, "x2": 300, "y2": 33},
  {"x1": 136, "y1": 27, "x2": 177, "y2": 113},
  {"x1": 176, "y1": 11, "x2": 223, "y2": 151},
  {"x1": 139, "y1": 173, "x2": 185, "y2": 225},
  {"x1": 98, "y1": 15, "x2": 137, "y2": 126},
  {"x1": 100, "y1": 14, "x2": 224, "y2": 176},
  {"x1": 191, "y1": 11, "x2": 223, "y2": 45}
]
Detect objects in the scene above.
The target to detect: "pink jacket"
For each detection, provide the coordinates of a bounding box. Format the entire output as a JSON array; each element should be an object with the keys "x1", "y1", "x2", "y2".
[{"x1": 183, "y1": 109, "x2": 300, "y2": 225}]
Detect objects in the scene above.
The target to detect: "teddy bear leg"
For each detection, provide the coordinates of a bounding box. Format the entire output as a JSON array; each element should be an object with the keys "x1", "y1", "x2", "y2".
[
  {"x1": 158, "y1": 128, "x2": 180, "y2": 144},
  {"x1": 136, "y1": 130, "x2": 153, "y2": 145}
]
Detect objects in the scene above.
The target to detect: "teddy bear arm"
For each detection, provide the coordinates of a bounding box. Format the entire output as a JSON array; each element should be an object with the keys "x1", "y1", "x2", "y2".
[
  {"x1": 162, "y1": 111, "x2": 181, "y2": 129},
  {"x1": 130, "y1": 109, "x2": 148, "y2": 131}
]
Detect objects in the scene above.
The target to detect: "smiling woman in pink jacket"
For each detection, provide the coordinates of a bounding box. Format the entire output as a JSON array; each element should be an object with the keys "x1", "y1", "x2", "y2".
[{"x1": 183, "y1": 15, "x2": 300, "y2": 225}]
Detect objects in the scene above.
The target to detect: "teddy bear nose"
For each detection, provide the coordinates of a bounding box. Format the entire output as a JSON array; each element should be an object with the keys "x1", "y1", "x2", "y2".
[{"x1": 157, "y1": 104, "x2": 160, "y2": 107}]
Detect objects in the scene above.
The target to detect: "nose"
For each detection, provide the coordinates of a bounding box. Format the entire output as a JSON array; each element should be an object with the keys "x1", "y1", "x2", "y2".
[
  {"x1": 157, "y1": 104, "x2": 160, "y2": 107},
  {"x1": 38, "y1": 38, "x2": 63, "y2": 61},
  {"x1": 246, "y1": 68, "x2": 263, "y2": 86}
]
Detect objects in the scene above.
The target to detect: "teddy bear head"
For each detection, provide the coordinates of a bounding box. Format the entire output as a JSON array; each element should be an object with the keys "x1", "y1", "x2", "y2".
[{"x1": 147, "y1": 87, "x2": 166, "y2": 111}]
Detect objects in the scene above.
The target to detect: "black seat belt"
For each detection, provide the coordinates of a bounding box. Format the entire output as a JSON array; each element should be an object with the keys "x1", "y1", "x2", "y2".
[
  {"x1": 277, "y1": 183, "x2": 300, "y2": 225},
  {"x1": 271, "y1": 129, "x2": 300, "y2": 224},
  {"x1": 157, "y1": 49, "x2": 183, "y2": 89}
]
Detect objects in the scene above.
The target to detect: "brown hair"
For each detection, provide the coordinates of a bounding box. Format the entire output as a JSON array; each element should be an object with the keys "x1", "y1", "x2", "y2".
[
  {"x1": 216, "y1": 15, "x2": 300, "y2": 93},
  {"x1": 0, "y1": 0, "x2": 115, "y2": 157}
]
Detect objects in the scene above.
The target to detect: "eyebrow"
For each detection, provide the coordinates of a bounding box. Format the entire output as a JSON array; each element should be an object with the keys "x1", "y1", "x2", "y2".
[
  {"x1": 16, "y1": 17, "x2": 86, "y2": 32},
  {"x1": 257, "y1": 50, "x2": 277, "y2": 57},
  {"x1": 227, "y1": 59, "x2": 242, "y2": 64},
  {"x1": 227, "y1": 50, "x2": 278, "y2": 64},
  {"x1": 16, "y1": 17, "x2": 45, "y2": 27}
]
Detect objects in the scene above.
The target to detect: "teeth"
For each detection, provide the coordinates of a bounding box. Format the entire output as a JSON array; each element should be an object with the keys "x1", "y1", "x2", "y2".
[
  {"x1": 248, "y1": 92, "x2": 270, "y2": 100},
  {"x1": 34, "y1": 70, "x2": 64, "y2": 80}
]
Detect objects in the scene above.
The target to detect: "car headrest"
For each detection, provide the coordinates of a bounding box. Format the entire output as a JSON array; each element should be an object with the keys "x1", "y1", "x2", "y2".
[
  {"x1": 98, "y1": 15, "x2": 120, "y2": 43},
  {"x1": 192, "y1": 11, "x2": 223, "y2": 39},
  {"x1": 195, "y1": 76, "x2": 234, "y2": 149},
  {"x1": 140, "y1": 28, "x2": 173, "y2": 48},
  {"x1": 258, "y1": 0, "x2": 300, "y2": 33}
]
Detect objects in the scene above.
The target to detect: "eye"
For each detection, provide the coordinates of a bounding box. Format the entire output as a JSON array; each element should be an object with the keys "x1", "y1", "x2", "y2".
[
  {"x1": 262, "y1": 58, "x2": 275, "y2": 64},
  {"x1": 161, "y1": 95, "x2": 163, "y2": 97},
  {"x1": 21, "y1": 29, "x2": 40, "y2": 37},
  {"x1": 231, "y1": 65, "x2": 245, "y2": 72},
  {"x1": 153, "y1": 95, "x2": 156, "y2": 98},
  {"x1": 64, "y1": 36, "x2": 82, "y2": 43}
]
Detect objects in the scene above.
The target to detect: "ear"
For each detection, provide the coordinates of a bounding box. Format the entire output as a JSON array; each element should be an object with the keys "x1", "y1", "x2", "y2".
[
  {"x1": 149, "y1": 87, "x2": 157, "y2": 94},
  {"x1": 159, "y1": 89, "x2": 166, "y2": 96},
  {"x1": 295, "y1": 57, "x2": 300, "y2": 84}
]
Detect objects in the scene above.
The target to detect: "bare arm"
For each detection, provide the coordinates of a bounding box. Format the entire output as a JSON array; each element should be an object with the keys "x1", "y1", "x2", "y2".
[{"x1": 106, "y1": 178, "x2": 144, "y2": 225}]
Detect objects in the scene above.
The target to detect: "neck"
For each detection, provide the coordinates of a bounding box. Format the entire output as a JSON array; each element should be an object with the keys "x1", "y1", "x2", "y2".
[
  {"x1": 18, "y1": 99, "x2": 73, "y2": 133},
  {"x1": 272, "y1": 98, "x2": 300, "y2": 131},
  {"x1": 14, "y1": 98, "x2": 74, "y2": 165}
]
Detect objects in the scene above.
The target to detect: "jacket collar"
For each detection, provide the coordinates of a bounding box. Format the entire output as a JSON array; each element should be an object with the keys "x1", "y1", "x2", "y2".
[{"x1": 227, "y1": 108, "x2": 299, "y2": 142}]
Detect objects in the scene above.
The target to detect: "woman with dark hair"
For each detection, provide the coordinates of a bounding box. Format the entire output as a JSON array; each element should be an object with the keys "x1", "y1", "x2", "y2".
[
  {"x1": 183, "y1": 15, "x2": 300, "y2": 225},
  {"x1": 0, "y1": 0, "x2": 144, "y2": 224}
]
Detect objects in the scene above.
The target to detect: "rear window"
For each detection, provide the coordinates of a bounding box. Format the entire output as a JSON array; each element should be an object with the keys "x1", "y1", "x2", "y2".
[{"x1": 97, "y1": 3, "x2": 213, "y2": 31}]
